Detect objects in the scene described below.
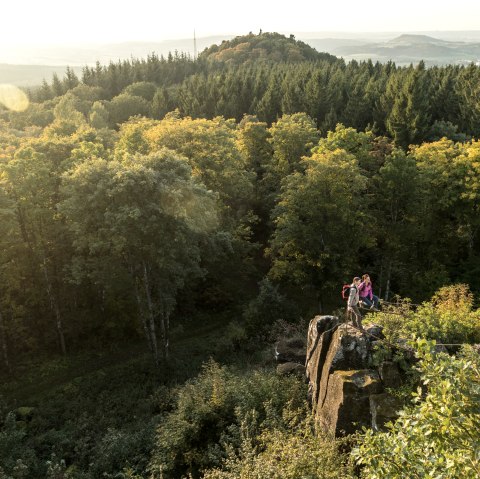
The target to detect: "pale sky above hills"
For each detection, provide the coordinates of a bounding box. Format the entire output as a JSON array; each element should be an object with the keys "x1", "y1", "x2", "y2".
[{"x1": 2, "y1": 0, "x2": 480, "y2": 46}]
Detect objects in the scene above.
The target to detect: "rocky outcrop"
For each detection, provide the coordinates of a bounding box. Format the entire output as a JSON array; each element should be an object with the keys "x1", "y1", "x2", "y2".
[
  {"x1": 274, "y1": 336, "x2": 306, "y2": 378},
  {"x1": 275, "y1": 337, "x2": 305, "y2": 363},
  {"x1": 276, "y1": 362, "x2": 306, "y2": 377},
  {"x1": 306, "y1": 315, "x2": 405, "y2": 435}
]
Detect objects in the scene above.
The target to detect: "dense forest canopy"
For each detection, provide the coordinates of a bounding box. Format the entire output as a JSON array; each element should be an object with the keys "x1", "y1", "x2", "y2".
[
  {"x1": 4, "y1": 32, "x2": 477, "y2": 146},
  {"x1": 0, "y1": 31, "x2": 479, "y2": 479},
  {"x1": 0, "y1": 31, "x2": 479, "y2": 360}
]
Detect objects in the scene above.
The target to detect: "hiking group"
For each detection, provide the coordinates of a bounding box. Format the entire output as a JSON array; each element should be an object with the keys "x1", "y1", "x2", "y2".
[{"x1": 343, "y1": 274, "x2": 380, "y2": 332}]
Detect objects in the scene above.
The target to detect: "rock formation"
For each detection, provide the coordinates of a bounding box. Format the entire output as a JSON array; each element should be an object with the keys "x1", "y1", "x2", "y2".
[
  {"x1": 305, "y1": 315, "x2": 405, "y2": 435},
  {"x1": 275, "y1": 336, "x2": 306, "y2": 377}
]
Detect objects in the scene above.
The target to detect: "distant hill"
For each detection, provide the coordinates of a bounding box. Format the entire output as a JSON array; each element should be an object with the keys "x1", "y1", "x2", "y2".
[
  {"x1": 0, "y1": 36, "x2": 232, "y2": 87},
  {"x1": 332, "y1": 34, "x2": 480, "y2": 65},
  {"x1": 199, "y1": 32, "x2": 337, "y2": 64},
  {"x1": 0, "y1": 64, "x2": 83, "y2": 87},
  {"x1": 3, "y1": 32, "x2": 480, "y2": 87}
]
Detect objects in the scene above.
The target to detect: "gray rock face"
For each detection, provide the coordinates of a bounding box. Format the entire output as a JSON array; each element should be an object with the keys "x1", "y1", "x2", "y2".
[
  {"x1": 275, "y1": 337, "x2": 306, "y2": 363},
  {"x1": 305, "y1": 315, "x2": 405, "y2": 435},
  {"x1": 370, "y1": 393, "x2": 405, "y2": 431},
  {"x1": 276, "y1": 362, "x2": 306, "y2": 377}
]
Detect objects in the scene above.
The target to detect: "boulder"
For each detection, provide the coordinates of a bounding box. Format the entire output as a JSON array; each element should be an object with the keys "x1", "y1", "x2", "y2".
[
  {"x1": 306, "y1": 317, "x2": 370, "y2": 415},
  {"x1": 276, "y1": 362, "x2": 306, "y2": 377},
  {"x1": 365, "y1": 324, "x2": 384, "y2": 339},
  {"x1": 305, "y1": 315, "x2": 409, "y2": 436},
  {"x1": 379, "y1": 361, "x2": 404, "y2": 389},
  {"x1": 318, "y1": 369, "x2": 382, "y2": 435},
  {"x1": 370, "y1": 393, "x2": 404, "y2": 431},
  {"x1": 275, "y1": 337, "x2": 306, "y2": 363}
]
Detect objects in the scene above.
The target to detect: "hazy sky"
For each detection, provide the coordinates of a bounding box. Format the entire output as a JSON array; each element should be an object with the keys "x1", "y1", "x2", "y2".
[{"x1": 2, "y1": 0, "x2": 480, "y2": 45}]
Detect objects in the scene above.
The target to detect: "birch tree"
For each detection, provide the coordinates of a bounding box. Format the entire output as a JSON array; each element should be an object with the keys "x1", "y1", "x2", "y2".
[{"x1": 61, "y1": 149, "x2": 217, "y2": 364}]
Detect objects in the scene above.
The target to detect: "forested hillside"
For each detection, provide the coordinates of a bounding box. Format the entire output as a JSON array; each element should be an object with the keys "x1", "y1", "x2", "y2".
[
  {"x1": 13, "y1": 31, "x2": 479, "y2": 148},
  {"x1": 0, "y1": 32, "x2": 479, "y2": 479}
]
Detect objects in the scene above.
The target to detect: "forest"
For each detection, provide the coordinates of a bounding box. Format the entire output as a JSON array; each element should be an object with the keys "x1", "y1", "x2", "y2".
[{"x1": 0, "y1": 32, "x2": 479, "y2": 478}]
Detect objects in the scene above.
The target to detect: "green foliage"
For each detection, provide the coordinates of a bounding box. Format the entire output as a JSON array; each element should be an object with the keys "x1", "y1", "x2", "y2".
[
  {"x1": 89, "y1": 101, "x2": 109, "y2": 129},
  {"x1": 143, "y1": 114, "x2": 254, "y2": 214},
  {"x1": 149, "y1": 360, "x2": 307, "y2": 478},
  {"x1": 88, "y1": 423, "x2": 154, "y2": 478},
  {"x1": 427, "y1": 120, "x2": 469, "y2": 142},
  {"x1": 200, "y1": 32, "x2": 336, "y2": 65},
  {"x1": 107, "y1": 93, "x2": 150, "y2": 127},
  {"x1": 47, "y1": 93, "x2": 86, "y2": 136},
  {"x1": 2, "y1": 39, "x2": 480, "y2": 479},
  {"x1": 243, "y1": 278, "x2": 297, "y2": 337},
  {"x1": 24, "y1": 33, "x2": 480, "y2": 144},
  {"x1": 354, "y1": 340, "x2": 480, "y2": 479},
  {"x1": 263, "y1": 112, "x2": 319, "y2": 200},
  {"x1": 373, "y1": 285, "x2": 480, "y2": 345},
  {"x1": 123, "y1": 82, "x2": 157, "y2": 101},
  {"x1": 267, "y1": 146, "x2": 373, "y2": 306},
  {"x1": 61, "y1": 148, "x2": 218, "y2": 362},
  {"x1": 313, "y1": 123, "x2": 379, "y2": 174},
  {"x1": 384, "y1": 63, "x2": 432, "y2": 147},
  {"x1": 0, "y1": 344, "x2": 194, "y2": 479},
  {"x1": 203, "y1": 414, "x2": 354, "y2": 479},
  {"x1": 0, "y1": 413, "x2": 37, "y2": 477}
]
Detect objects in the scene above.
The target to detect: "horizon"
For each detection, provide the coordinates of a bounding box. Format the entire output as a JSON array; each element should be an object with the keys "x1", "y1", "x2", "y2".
[
  {"x1": 2, "y1": 29, "x2": 480, "y2": 68},
  {"x1": 2, "y1": 0, "x2": 480, "y2": 48}
]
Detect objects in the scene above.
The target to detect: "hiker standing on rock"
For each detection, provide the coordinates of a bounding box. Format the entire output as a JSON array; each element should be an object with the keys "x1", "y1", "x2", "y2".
[{"x1": 347, "y1": 277, "x2": 365, "y2": 332}]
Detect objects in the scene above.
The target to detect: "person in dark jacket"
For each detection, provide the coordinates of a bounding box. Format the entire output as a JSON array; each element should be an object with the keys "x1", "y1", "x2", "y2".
[{"x1": 347, "y1": 276, "x2": 364, "y2": 332}]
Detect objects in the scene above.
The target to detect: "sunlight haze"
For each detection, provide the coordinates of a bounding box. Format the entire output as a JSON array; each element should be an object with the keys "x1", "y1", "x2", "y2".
[{"x1": 2, "y1": 0, "x2": 480, "y2": 46}]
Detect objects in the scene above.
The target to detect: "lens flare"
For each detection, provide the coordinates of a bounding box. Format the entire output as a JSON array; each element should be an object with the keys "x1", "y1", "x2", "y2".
[{"x1": 0, "y1": 84, "x2": 29, "y2": 112}]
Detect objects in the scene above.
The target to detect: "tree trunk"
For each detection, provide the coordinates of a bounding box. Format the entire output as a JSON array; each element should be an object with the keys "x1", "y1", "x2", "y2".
[
  {"x1": 16, "y1": 207, "x2": 66, "y2": 355},
  {"x1": 317, "y1": 291, "x2": 324, "y2": 314},
  {"x1": 134, "y1": 278, "x2": 152, "y2": 353},
  {"x1": 159, "y1": 307, "x2": 170, "y2": 362},
  {"x1": 130, "y1": 262, "x2": 152, "y2": 352},
  {"x1": 378, "y1": 263, "x2": 384, "y2": 300},
  {"x1": 143, "y1": 262, "x2": 159, "y2": 366},
  {"x1": 42, "y1": 257, "x2": 66, "y2": 355},
  {"x1": 384, "y1": 262, "x2": 392, "y2": 302},
  {"x1": 165, "y1": 314, "x2": 170, "y2": 361},
  {"x1": 0, "y1": 308, "x2": 10, "y2": 372}
]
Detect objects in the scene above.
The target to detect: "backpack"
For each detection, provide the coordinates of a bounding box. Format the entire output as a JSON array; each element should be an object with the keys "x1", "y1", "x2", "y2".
[
  {"x1": 342, "y1": 283, "x2": 357, "y2": 300},
  {"x1": 342, "y1": 284, "x2": 351, "y2": 300}
]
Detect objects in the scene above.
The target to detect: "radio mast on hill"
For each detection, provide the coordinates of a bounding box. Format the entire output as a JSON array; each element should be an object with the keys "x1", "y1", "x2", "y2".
[{"x1": 193, "y1": 29, "x2": 197, "y2": 61}]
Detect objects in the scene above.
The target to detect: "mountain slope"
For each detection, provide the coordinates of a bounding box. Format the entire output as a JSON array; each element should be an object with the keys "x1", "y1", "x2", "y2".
[{"x1": 333, "y1": 34, "x2": 480, "y2": 65}]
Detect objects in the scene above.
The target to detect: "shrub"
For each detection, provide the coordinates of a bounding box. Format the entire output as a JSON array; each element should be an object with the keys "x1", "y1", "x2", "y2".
[
  {"x1": 203, "y1": 412, "x2": 354, "y2": 479},
  {"x1": 89, "y1": 422, "x2": 155, "y2": 478},
  {"x1": 353, "y1": 340, "x2": 480, "y2": 479},
  {"x1": 372, "y1": 284, "x2": 480, "y2": 345},
  {"x1": 148, "y1": 360, "x2": 306, "y2": 478},
  {"x1": 0, "y1": 413, "x2": 37, "y2": 477}
]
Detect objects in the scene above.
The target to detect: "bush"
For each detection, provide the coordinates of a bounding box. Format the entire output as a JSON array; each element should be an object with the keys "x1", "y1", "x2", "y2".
[
  {"x1": 89, "y1": 422, "x2": 155, "y2": 478},
  {"x1": 203, "y1": 412, "x2": 354, "y2": 479},
  {"x1": 0, "y1": 413, "x2": 37, "y2": 477},
  {"x1": 372, "y1": 284, "x2": 480, "y2": 345},
  {"x1": 354, "y1": 340, "x2": 480, "y2": 478},
  {"x1": 148, "y1": 360, "x2": 306, "y2": 479}
]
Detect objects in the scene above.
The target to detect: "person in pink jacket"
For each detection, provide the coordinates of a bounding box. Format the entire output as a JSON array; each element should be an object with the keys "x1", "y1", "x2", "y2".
[{"x1": 358, "y1": 274, "x2": 380, "y2": 310}]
